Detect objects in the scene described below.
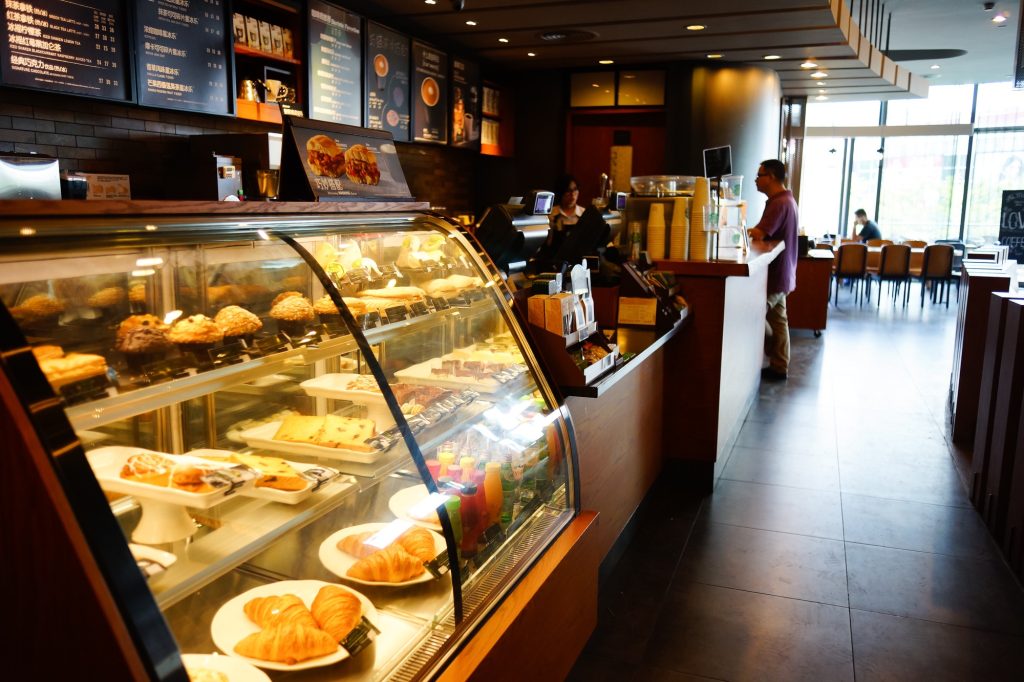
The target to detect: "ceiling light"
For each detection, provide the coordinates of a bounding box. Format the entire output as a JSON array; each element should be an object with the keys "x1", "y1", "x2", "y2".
[
  {"x1": 818, "y1": 88, "x2": 827, "y2": 93},
  {"x1": 993, "y1": 13, "x2": 1008, "y2": 23},
  {"x1": 931, "y1": 64, "x2": 940, "y2": 69},
  {"x1": 527, "y1": 52, "x2": 536, "y2": 57},
  {"x1": 465, "y1": 20, "x2": 477, "y2": 26},
  {"x1": 810, "y1": 71, "x2": 828, "y2": 78},
  {"x1": 686, "y1": 25, "x2": 706, "y2": 31},
  {"x1": 801, "y1": 60, "x2": 818, "y2": 69},
  {"x1": 764, "y1": 54, "x2": 781, "y2": 60},
  {"x1": 19, "y1": 227, "x2": 35, "y2": 236},
  {"x1": 706, "y1": 53, "x2": 723, "y2": 59},
  {"x1": 599, "y1": 59, "x2": 614, "y2": 65},
  {"x1": 498, "y1": 37, "x2": 509, "y2": 43},
  {"x1": 816, "y1": 95, "x2": 828, "y2": 101},
  {"x1": 424, "y1": 0, "x2": 436, "y2": 4},
  {"x1": 592, "y1": 83, "x2": 599, "y2": 88}
]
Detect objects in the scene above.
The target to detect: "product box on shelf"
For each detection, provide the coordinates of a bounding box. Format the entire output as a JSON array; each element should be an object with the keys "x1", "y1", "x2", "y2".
[
  {"x1": 232, "y1": 13, "x2": 247, "y2": 44},
  {"x1": 245, "y1": 16, "x2": 260, "y2": 47}
]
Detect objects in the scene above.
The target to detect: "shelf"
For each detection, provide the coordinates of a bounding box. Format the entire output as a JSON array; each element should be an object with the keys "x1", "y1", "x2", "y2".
[{"x1": 234, "y1": 43, "x2": 301, "y2": 65}]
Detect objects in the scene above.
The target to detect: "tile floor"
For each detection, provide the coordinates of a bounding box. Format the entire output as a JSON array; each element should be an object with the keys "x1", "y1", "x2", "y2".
[{"x1": 568, "y1": 283, "x2": 1024, "y2": 681}]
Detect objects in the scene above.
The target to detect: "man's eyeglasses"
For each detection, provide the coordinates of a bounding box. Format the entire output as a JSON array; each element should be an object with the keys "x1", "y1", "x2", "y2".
[{"x1": 756, "y1": 173, "x2": 770, "y2": 178}]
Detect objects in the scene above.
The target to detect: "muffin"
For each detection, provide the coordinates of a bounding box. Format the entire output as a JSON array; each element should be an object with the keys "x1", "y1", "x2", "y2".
[
  {"x1": 313, "y1": 294, "x2": 341, "y2": 326},
  {"x1": 10, "y1": 294, "x2": 65, "y2": 329},
  {"x1": 116, "y1": 325, "x2": 171, "y2": 372},
  {"x1": 116, "y1": 314, "x2": 167, "y2": 344},
  {"x1": 215, "y1": 305, "x2": 263, "y2": 345},
  {"x1": 270, "y1": 295, "x2": 314, "y2": 337},
  {"x1": 87, "y1": 286, "x2": 126, "y2": 308},
  {"x1": 271, "y1": 290, "x2": 303, "y2": 307},
  {"x1": 128, "y1": 283, "x2": 148, "y2": 312},
  {"x1": 167, "y1": 314, "x2": 223, "y2": 364}
]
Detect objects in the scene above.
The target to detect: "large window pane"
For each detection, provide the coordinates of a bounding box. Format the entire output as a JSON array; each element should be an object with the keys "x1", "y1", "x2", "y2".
[
  {"x1": 805, "y1": 100, "x2": 880, "y2": 127},
  {"x1": 885, "y1": 85, "x2": 974, "y2": 126},
  {"x1": 847, "y1": 137, "x2": 881, "y2": 236},
  {"x1": 798, "y1": 137, "x2": 845, "y2": 237},
  {"x1": 877, "y1": 135, "x2": 968, "y2": 243},
  {"x1": 965, "y1": 130, "x2": 1024, "y2": 243},
  {"x1": 975, "y1": 82, "x2": 1024, "y2": 128}
]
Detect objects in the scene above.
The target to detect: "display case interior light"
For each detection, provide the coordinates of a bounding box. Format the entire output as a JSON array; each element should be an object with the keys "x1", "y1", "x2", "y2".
[
  {"x1": 163, "y1": 310, "x2": 183, "y2": 325},
  {"x1": 764, "y1": 54, "x2": 781, "y2": 60},
  {"x1": 131, "y1": 269, "x2": 156, "y2": 277},
  {"x1": 19, "y1": 227, "x2": 35, "y2": 236},
  {"x1": 801, "y1": 60, "x2": 818, "y2": 68},
  {"x1": 686, "y1": 24, "x2": 706, "y2": 31},
  {"x1": 135, "y1": 257, "x2": 164, "y2": 268},
  {"x1": 811, "y1": 71, "x2": 828, "y2": 78},
  {"x1": 144, "y1": 224, "x2": 158, "y2": 231}
]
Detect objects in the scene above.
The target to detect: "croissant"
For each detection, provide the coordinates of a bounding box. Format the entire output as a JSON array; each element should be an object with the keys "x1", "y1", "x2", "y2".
[
  {"x1": 347, "y1": 545, "x2": 425, "y2": 582},
  {"x1": 311, "y1": 585, "x2": 362, "y2": 642},
  {"x1": 234, "y1": 623, "x2": 337, "y2": 664},
  {"x1": 396, "y1": 527, "x2": 436, "y2": 562},
  {"x1": 243, "y1": 594, "x2": 319, "y2": 630},
  {"x1": 336, "y1": 531, "x2": 378, "y2": 559}
]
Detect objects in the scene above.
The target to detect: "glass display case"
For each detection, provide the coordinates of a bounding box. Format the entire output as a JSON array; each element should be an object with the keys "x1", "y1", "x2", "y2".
[{"x1": 0, "y1": 208, "x2": 578, "y2": 681}]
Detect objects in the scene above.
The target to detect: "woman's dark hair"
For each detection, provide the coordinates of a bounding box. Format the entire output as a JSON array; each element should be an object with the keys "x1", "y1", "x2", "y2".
[{"x1": 554, "y1": 174, "x2": 578, "y2": 198}]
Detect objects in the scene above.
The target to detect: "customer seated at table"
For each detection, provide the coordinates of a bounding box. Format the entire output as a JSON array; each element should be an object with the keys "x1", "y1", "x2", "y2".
[{"x1": 853, "y1": 209, "x2": 881, "y2": 242}]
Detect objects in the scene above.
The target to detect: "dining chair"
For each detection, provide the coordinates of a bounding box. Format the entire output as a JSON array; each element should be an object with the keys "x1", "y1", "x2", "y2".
[
  {"x1": 935, "y1": 239, "x2": 966, "y2": 301},
  {"x1": 866, "y1": 238, "x2": 893, "y2": 247},
  {"x1": 868, "y1": 243, "x2": 912, "y2": 307},
  {"x1": 833, "y1": 242, "x2": 868, "y2": 305},
  {"x1": 914, "y1": 244, "x2": 954, "y2": 307},
  {"x1": 903, "y1": 239, "x2": 928, "y2": 248}
]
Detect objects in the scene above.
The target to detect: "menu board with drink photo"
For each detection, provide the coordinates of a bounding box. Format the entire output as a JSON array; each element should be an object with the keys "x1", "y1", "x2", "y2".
[
  {"x1": 411, "y1": 41, "x2": 447, "y2": 144},
  {"x1": 307, "y1": 0, "x2": 361, "y2": 126},
  {"x1": 364, "y1": 21, "x2": 410, "y2": 142},
  {"x1": 279, "y1": 116, "x2": 413, "y2": 202},
  {"x1": 450, "y1": 57, "x2": 480, "y2": 149},
  {"x1": 0, "y1": 0, "x2": 128, "y2": 101}
]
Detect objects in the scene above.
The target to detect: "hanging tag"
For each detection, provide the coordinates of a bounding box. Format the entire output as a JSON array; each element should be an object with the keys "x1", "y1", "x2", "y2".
[
  {"x1": 202, "y1": 465, "x2": 258, "y2": 495},
  {"x1": 255, "y1": 333, "x2": 292, "y2": 356},
  {"x1": 425, "y1": 549, "x2": 451, "y2": 578},
  {"x1": 60, "y1": 373, "x2": 114, "y2": 405},
  {"x1": 470, "y1": 524, "x2": 506, "y2": 569},
  {"x1": 362, "y1": 311, "x2": 383, "y2": 330},
  {"x1": 429, "y1": 296, "x2": 450, "y2": 312},
  {"x1": 141, "y1": 356, "x2": 195, "y2": 385},
  {"x1": 340, "y1": 616, "x2": 380, "y2": 656},
  {"x1": 299, "y1": 466, "x2": 338, "y2": 492},
  {"x1": 409, "y1": 300, "x2": 431, "y2": 318},
  {"x1": 383, "y1": 304, "x2": 409, "y2": 323},
  {"x1": 208, "y1": 341, "x2": 249, "y2": 367}
]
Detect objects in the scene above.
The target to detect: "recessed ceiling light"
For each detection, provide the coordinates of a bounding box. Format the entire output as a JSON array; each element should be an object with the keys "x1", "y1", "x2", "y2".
[
  {"x1": 816, "y1": 95, "x2": 828, "y2": 101},
  {"x1": 599, "y1": 59, "x2": 614, "y2": 64},
  {"x1": 498, "y1": 37, "x2": 509, "y2": 43},
  {"x1": 424, "y1": 0, "x2": 436, "y2": 4},
  {"x1": 801, "y1": 61, "x2": 818, "y2": 69},
  {"x1": 706, "y1": 53, "x2": 722, "y2": 59},
  {"x1": 465, "y1": 20, "x2": 477, "y2": 26},
  {"x1": 592, "y1": 83, "x2": 599, "y2": 88},
  {"x1": 764, "y1": 55, "x2": 781, "y2": 60},
  {"x1": 687, "y1": 24, "x2": 706, "y2": 31},
  {"x1": 810, "y1": 71, "x2": 828, "y2": 78},
  {"x1": 993, "y1": 13, "x2": 1008, "y2": 23},
  {"x1": 931, "y1": 64, "x2": 940, "y2": 69},
  {"x1": 527, "y1": 52, "x2": 536, "y2": 57},
  {"x1": 818, "y1": 88, "x2": 827, "y2": 93}
]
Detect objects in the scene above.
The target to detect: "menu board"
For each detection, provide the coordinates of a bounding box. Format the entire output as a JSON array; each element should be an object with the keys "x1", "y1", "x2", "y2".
[
  {"x1": 308, "y1": 0, "x2": 361, "y2": 126},
  {"x1": 134, "y1": 0, "x2": 229, "y2": 115},
  {"x1": 364, "y1": 21, "x2": 409, "y2": 142},
  {"x1": 450, "y1": 57, "x2": 480, "y2": 148},
  {"x1": 411, "y1": 41, "x2": 447, "y2": 144},
  {"x1": 280, "y1": 116, "x2": 412, "y2": 202},
  {"x1": 0, "y1": 0, "x2": 128, "y2": 101},
  {"x1": 999, "y1": 190, "x2": 1024, "y2": 263}
]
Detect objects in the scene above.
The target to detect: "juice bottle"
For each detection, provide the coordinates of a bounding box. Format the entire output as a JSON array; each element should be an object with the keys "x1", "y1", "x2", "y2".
[
  {"x1": 484, "y1": 461, "x2": 503, "y2": 526},
  {"x1": 438, "y1": 449, "x2": 455, "y2": 478},
  {"x1": 458, "y1": 483, "x2": 484, "y2": 556},
  {"x1": 441, "y1": 492, "x2": 463, "y2": 545},
  {"x1": 460, "y1": 456, "x2": 476, "y2": 477},
  {"x1": 499, "y1": 456, "x2": 517, "y2": 528}
]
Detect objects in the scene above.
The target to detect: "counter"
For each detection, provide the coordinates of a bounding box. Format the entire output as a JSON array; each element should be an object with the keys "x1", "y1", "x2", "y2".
[
  {"x1": 787, "y1": 249, "x2": 833, "y2": 334},
  {"x1": 656, "y1": 241, "x2": 784, "y2": 490}
]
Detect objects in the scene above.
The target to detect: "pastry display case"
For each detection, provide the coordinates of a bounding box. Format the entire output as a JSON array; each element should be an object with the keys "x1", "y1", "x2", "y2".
[{"x1": 0, "y1": 206, "x2": 578, "y2": 681}]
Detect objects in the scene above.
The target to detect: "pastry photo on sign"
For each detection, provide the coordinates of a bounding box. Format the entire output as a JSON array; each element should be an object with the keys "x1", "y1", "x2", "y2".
[
  {"x1": 344, "y1": 144, "x2": 381, "y2": 186},
  {"x1": 306, "y1": 135, "x2": 346, "y2": 178}
]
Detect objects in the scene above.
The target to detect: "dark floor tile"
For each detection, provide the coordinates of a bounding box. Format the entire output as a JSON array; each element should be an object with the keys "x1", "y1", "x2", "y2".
[
  {"x1": 722, "y1": 445, "x2": 840, "y2": 491},
  {"x1": 842, "y1": 493, "x2": 996, "y2": 558},
  {"x1": 838, "y1": 451, "x2": 970, "y2": 508},
  {"x1": 705, "y1": 479, "x2": 845, "y2": 540},
  {"x1": 846, "y1": 543, "x2": 1024, "y2": 635},
  {"x1": 634, "y1": 666, "x2": 726, "y2": 681},
  {"x1": 677, "y1": 518, "x2": 848, "y2": 606},
  {"x1": 851, "y1": 609, "x2": 1024, "y2": 682},
  {"x1": 646, "y1": 582, "x2": 854, "y2": 681},
  {"x1": 734, "y1": 421, "x2": 837, "y2": 456},
  {"x1": 565, "y1": 652, "x2": 642, "y2": 682}
]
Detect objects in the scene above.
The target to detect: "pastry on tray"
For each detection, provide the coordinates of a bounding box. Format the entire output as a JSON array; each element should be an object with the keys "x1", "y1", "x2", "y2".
[
  {"x1": 347, "y1": 544, "x2": 424, "y2": 582},
  {"x1": 116, "y1": 325, "x2": 172, "y2": 372},
  {"x1": 244, "y1": 594, "x2": 319, "y2": 630},
  {"x1": 356, "y1": 286, "x2": 425, "y2": 301},
  {"x1": 183, "y1": 667, "x2": 227, "y2": 682},
  {"x1": 345, "y1": 375, "x2": 381, "y2": 392},
  {"x1": 38, "y1": 352, "x2": 108, "y2": 389},
  {"x1": 87, "y1": 286, "x2": 126, "y2": 310},
  {"x1": 167, "y1": 314, "x2": 223, "y2": 360},
  {"x1": 119, "y1": 453, "x2": 226, "y2": 494},
  {"x1": 11, "y1": 293, "x2": 64, "y2": 326},
  {"x1": 234, "y1": 622, "x2": 337, "y2": 665},
  {"x1": 214, "y1": 305, "x2": 262, "y2": 345},
  {"x1": 270, "y1": 295, "x2": 314, "y2": 337},
  {"x1": 272, "y1": 414, "x2": 376, "y2": 452},
  {"x1": 116, "y1": 314, "x2": 167, "y2": 343},
  {"x1": 271, "y1": 290, "x2": 303, "y2": 308},
  {"x1": 229, "y1": 452, "x2": 307, "y2": 491},
  {"x1": 273, "y1": 415, "x2": 325, "y2": 446},
  {"x1": 32, "y1": 344, "x2": 64, "y2": 361},
  {"x1": 310, "y1": 585, "x2": 362, "y2": 642}
]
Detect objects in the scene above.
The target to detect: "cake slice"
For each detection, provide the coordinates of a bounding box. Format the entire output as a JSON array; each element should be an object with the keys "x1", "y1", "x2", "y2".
[
  {"x1": 318, "y1": 415, "x2": 376, "y2": 452},
  {"x1": 272, "y1": 415, "x2": 325, "y2": 445},
  {"x1": 230, "y1": 452, "x2": 308, "y2": 491}
]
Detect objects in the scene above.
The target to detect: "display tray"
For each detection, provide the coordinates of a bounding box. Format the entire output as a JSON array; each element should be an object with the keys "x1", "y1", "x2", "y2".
[
  {"x1": 394, "y1": 359, "x2": 526, "y2": 394},
  {"x1": 210, "y1": 580, "x2": 378, "y2": 671},
  {"x1": 445, "y1": 345, "x2": 524, "y2": 365},
  {"x1": 300, "y1": 373, "x2": 388, "y2": 404},
  {"x1": 318, "y1": 522, "x2": 446, "y2": 587},
  {"x1": 181, "y1": 653, "x2": 270, "y2": 682},
  {"x1": 87, "y1": 447, "x2": 254, "y2": 509},
  {"x1": 239, "y1": 421, "x2": 383, "y2": 464},
  {"x1": 188, "y1": 449, "x2": 341, "y2": 505},
  {"x1": 388, "y1": 484, "x2": 443, "y2": 531}
]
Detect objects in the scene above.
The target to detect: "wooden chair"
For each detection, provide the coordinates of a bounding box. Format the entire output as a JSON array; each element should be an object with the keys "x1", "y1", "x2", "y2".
[
  {"x1": 833, "y1": 242, "x2": 868, "y2": 305},
  {"x1": 903, "y1": 239, "x2": 928, "y2": 248},
  {"x1": 866, "y1": 238, "x2": 892, "y2": 247},
  {"x1": 868, "y1": 243, "x2": 912, "y2": 307},
  {"x1": 814, "y1": 242, "x2": 834, "y2": 252},
  {"x1": 935, "y1": 239, "x2": 966, "y2": 301},
  {"x1": 914, "y1": 244, "x2": 954, "y2": 307}
]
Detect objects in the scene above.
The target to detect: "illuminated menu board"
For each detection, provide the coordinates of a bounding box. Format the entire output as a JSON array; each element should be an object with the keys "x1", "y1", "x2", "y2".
[
  {"x1": 134, "y1": 0, "x2": 229, "y2": 114},
  {"x1": 364, "y1": 21, "x2": 409, "y2": 142},
  {"x1": 450, "y1": 57, "x2": 479, "y2": 149},
  {"x1": 0, "y1": 0, "x2": 128, "y2": 100},
  {"x1": 308, "y1": 0, "x2": 361, "y2": 126},
  {"x1": 411, "y1": 41, "x2": 446, "y2": 144}
]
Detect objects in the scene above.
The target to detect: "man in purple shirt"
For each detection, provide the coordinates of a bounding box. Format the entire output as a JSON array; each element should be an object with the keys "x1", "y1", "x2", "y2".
[{"x1": 748, "y1": 159, "x2": 799, "y2": 381}]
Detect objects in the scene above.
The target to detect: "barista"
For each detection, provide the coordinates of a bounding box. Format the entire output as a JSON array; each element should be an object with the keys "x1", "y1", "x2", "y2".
[{"x1": 549, "y1": 174, "x2": 584, "y2": 233}]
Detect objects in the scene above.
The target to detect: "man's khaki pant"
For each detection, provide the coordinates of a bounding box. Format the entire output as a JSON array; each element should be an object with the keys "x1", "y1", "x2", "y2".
[{"x1": 765, "y1": 292, "x2": 790, "y2": 373}]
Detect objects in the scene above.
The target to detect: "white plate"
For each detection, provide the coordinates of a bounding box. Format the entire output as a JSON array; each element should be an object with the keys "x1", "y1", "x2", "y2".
[
  {"x1": 387, "y1": 484, "x2": 444, "y2": 532},
  {"x1": 210, "y1": 579, "x2": 377, "y2": 672},
  {"x1": 86, "y1": 446, "x2": 253, "y2": 509},
  {"x1": 318, "y1": 521, "x2": 446, "y2": 587},
  {"x1": 394, "y1": 358, "x2": 507, "y2": 394},
  {"x1": 300, "y1": 373, "x2": 388, "y2": 404},
  {"x1": 181, "y1": 653, "x2": 271, "y2": 682},
  {"x1": 187, "y1": 449, "x2": 339, "y2": 505},
  {"x1": 239, "y1": 421, "x2": 382, "y2": 464}
]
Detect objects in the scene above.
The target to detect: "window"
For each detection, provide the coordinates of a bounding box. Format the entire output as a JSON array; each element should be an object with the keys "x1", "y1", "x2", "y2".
[
  {"x1": 570, "y1": 72, "x2": 614, "y2": 107},
  {"x1": 847, "y1": 137, "x2": 882, "y2": 233},
  {"x1": 804, "y1": 100, "x2": 880, "y2": 127},
  {"x1": 975, "y1": 82, "x2": 1024, "y2": 128},
  {"x1": 965, "y1": 130, "x2": 1024, "y2": 243},
  {"x1": 617, "y1": 71, "x2": 664, "y2": 106},
  {"x1": 886, "y1": 85, "x2": 974, "y2": 126},
  {"x1": 799, "y1": 138, "x2": 846, "y2": 236}
]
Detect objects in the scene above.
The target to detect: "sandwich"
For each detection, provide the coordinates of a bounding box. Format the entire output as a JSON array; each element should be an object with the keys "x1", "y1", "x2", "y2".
[
  {"x1": 344, "y1": 144, "x2": 381, "y2": 185},
  {"x1": 306, "y1": 134, "x2": 346, "y2": 178}
]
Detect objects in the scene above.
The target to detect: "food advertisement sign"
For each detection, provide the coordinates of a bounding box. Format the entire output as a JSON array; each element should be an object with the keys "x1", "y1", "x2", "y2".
[
  {"x1": 450, "y1": 57, "x2": 480, "y2": 148},
  {"x1": 411, "y1": 41, "x2": 447, "y2": 144},
  {"x1": 308, "y1": 0, "x2": 361, "y2": 126},
  {"x1": 364, "y1": 21, "x2": 409, "y2": 142},
  {"x1": 0, "y1": 0, "x2": 129, "y2": 101},
  {"x1": 134, "y1": 0, "x2": 230, "y2": 115},
  {"x1": 281, "y1": 117, "x2": 412, "y2": 202}
]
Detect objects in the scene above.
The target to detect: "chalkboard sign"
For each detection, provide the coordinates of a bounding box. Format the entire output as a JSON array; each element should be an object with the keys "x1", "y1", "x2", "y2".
[
  {"x1": 411, "y1": 41, "x2": 447, "y2": 144},
  {"x1": 308, "y1": 0, "x2": 361, "y2": 126},
  {"x1": 134, "y1": 0, "x2": 230, "y2": 115},
  {"x1": 0, "y1": 0, "x2": 129, "y2": 101},
  {"x1": 998, "y1": 189, "x2": 1024, "y2": 264},
  {"x1": 365, "y1": 21, "x2": 409, "y2": 142}
]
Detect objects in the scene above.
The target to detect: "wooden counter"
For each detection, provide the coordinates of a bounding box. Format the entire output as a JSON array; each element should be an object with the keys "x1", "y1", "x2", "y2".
[
  {"x1": 658, "y1": 241, "x2": 784, "y2": 490},
  {"x1": 788, "y1": 250, "x2": 833, "y2": 334}
]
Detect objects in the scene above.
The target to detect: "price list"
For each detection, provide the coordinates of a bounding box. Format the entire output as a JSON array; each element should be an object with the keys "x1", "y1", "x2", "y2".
[
  {"x1": 364, "y1": 21, "x2": 409, "y2": 142},
  {"x1": 308, "y1": 0, "x2": 361, "y2": 126},
  {"x1": 0, "y1": 0, "x2": 127, "y2": 100},
  {"x1": 134, "y1": 0, "x2": 229, "y2": 115},
  {"x1": 411, "y1": 41, "x2": 447, "y2": 144}
]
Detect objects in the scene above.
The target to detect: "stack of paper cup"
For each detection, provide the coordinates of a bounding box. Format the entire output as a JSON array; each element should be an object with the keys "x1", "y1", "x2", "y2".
[
  {"x1": 646, "y1": 203, "x2": 666, "y2": 259},
  {"x1": 689, "y1": 178, "x2": 712, "y2": 261},
  {"x1": 669, "y1": 197, "x2": 689, "y2": 260}
]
